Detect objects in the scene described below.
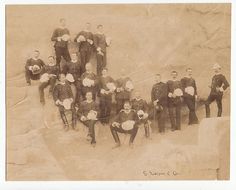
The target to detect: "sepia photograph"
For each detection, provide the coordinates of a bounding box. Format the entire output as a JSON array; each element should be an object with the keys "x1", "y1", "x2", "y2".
[{"x1": 5, "y1": 2, "x2": 231, "y2": 181}]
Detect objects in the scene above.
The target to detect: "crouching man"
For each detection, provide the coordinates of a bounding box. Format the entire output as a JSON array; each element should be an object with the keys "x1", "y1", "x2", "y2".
[
  {"x1": 110, "y1": 101, "x2": 139, "y2": 148},
  {"x1": 78, "y1": 91, "x2": 99, "y2": 147},
  {"x1": 131, "y1": 91, "x2": 150, "y2": 138},
  {"x1": 53, "y1": 74, "x2": 77, "y2": 131}
]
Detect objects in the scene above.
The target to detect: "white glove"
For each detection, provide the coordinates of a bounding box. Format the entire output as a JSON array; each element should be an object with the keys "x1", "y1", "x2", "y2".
[
  {"x1": 112, "y1": 122, "x2": 120, "y2": 127},
  {"x1": 97, "y1": 47, "x2": 101, "y2": 51},
  {"x1": 87, "y1": 39, "x2": 93, "y2": 45},
  {"x1": 29, "y1": 66, "x2": 33, "y2": 71},
  {"x1": 168, "y1": 93, "x2": 173, "y2": 98},
  {"x1": 57, "y1": 37, "x2": 62, "y2": 41},
  {"x1": 55, "y1": 99, "x2": 61, "y2": 105},
  {"x1": 101, "y1": 89, "x2": 106, "y2": 94},
  {"x1": 219, "y1": 87, "x2": 224, "y2": 92}
]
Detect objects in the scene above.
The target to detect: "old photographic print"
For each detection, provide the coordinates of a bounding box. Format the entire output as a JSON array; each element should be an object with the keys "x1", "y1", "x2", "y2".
[{"x1": 6, "y1": 3, "x2": 230, "y2": 180}]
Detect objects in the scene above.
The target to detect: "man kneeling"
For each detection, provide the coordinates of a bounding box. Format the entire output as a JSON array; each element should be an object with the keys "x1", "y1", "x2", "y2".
[{"x1": 110, "y1": 101, "x2": 139, "y2": 148}]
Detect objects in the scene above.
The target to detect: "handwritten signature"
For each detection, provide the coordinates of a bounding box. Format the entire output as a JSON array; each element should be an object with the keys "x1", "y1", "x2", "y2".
[{"x1": 143, "y1": 170, "x2": 180, "y2": 177}]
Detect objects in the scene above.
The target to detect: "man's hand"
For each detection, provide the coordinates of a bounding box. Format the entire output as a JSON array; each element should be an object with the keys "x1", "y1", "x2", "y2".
[
  {"x1": 28, "y1": 66, "x2": 33, "y2": 71},
  {"x1": 97, "y1": 47, "x2": 101, "y2": 52},
  {"x1": 195, "y1": 95, "x2": 198, "y2": 101},
  {"x1": 153, "y1": 99, "x2": 159, "y2": 105},
  {"x1": 168, "y1": 92, "x2": 173, "y2": 98},
  {"x1": 57, "y1": 37, "x2": 62, "y2": 42},
  {"x1": 55, "y1": 99, "x2": 61, "y2": 105},
  {"x1": 87, "y1": 39, "x2": 93, "y2": 45},
  {"x1": 112, "y1": 122, "x2": 120, "y2": 127}
]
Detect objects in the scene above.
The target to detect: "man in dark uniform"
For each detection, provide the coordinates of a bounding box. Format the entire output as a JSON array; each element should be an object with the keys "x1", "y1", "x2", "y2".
[
  {"x1": 115, "y1": 69, "x2": 134, "y2": 113},
  {"x1": 51, "y1": 18, "x2": 71, "y2": 69},
  {"x1": 131, "y1": 91, "x2": 150, "y2": 138},
  {"x1": 110, "y1": 101, "x2": 139, "y2": 148},
  {"x1": 151, "y1": 74, "x2": 168, "y2": 133},
  {"x1": 98, "y1": 68, "x2": 116, "y2": 125},
  {"x1": 205, "y1": 63, "x2": 229, "y2": 117},
  {"x1": 78, "y1": 91, "x2": 99, "y2": 147},
  {"x1": 39, "y1": 56, "x2": 59, "y2": 105},
  {"x1": 53, "y1": 74, "x2": 77, "y2": 131},
  {"x1": 93, "y1": 25, "x2": 111, "y2": 75},
  {"x1": 25, "y1": 50, "x2": 45, "y2": 85},
  {"x1": 167, "y1": 71, "x2": 183, "y2": 131},
  {"x1": 81, "y1": 63, "x2": 98, "y2": 100},
  {"x1": 74, "y1": 22, "x2": 94, "y2": 74},
  {"x1": 62, "y1": 53, "x2": 82, "y2": 106}
]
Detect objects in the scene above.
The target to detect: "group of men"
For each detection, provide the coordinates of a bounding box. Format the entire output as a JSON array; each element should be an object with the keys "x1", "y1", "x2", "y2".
[{"x1": 24, "y1": 18, "x2": 230, "y2": 148}]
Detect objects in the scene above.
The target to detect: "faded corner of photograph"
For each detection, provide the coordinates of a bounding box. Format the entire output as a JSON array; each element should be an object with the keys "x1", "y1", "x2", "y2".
[{"x1": 6, "y1": 3, "x2": 231, "y2": 181}]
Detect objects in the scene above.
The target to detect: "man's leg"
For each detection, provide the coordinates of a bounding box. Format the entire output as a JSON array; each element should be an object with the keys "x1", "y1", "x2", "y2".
[
  {"x1": 168, "y1": 106, "x2": 176, "y2": 131},
  {"x1": 158, "y1": 106, "x2": 166, "y2": 133},
  {"x1": 62, "y1": 47, "x2": 71, "y2": 62},
  {"x1": 176, "y1": 103, "x2": 181, "y2": 130},
  {"x1": 71, "y1": 104, "x2": 77, "y2": 129},
  {"x1": 59, "y1": 106, "x2": 69, "y2": 131},
  {"x1": 185, "y1": 97, "x2": 199, "y2": 124},
  {"x1": 96, "y1": 53, "x2": 103, "y2": 76},
  {"x1": 99, "y1": 96, "x2": 106, "y2": 123},
  {"x1": 129, "y1": 126, "x2": 139, "y2": 145},
  {"x1": 116, "y1": 99, "x2": 123, "y2": 114},
  {"x1": 88, "y1": 120, "x2": 97, "y2": 144},
  {"x1": 216, "y1": 94, "x2": 223, "y2": 117},
  {"x1": 205, "y1": 94, "x2": 216, "y2": 118},
  {"x1": 49, "y1": 77, "x2": 57, "y2": 94},
  {"x1": 25, "y1": 69, "x2": 32, "y2": 85},
  {"x1": 75, "y1": 81, "x2": 82, "y2": 106},
  {"x1": 110, "y1": 126, "x2": 121, "y2": 145},
  {"x1": 38, "y1": 82, "x2": 49, "y2": 104},
  {"x1": 144, "y1": 120, "x2": 150, "y2": 138},
  {"x1": 105, "y1": 96, "x2": 112, "y2": 123},
  {"x1": 55, "y1": 47, "x2": 62, "y2": 69},
  {"x1": 80, "y1": 50, "x2": 87, "y2": 74}
]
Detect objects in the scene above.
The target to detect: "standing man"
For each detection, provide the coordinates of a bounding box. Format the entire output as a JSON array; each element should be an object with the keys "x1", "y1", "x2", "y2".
[
  {"x1": 81, "y1": 63, "x2": 98, "y2": 100},
  {"x1": 205, "y1": 63, "x2": 229, "y2": 118},
  {"x1": 53, "y1": 74, "x2": 77, "y2": 131},
  {"x1": 39, "y1": 56, "x2": 59, "y2": 105},
  {"x1": 93, "y1": 24, "x2": 111, "y2": 75},
  {"x1": 25, "y1": 50, "x2": 45, "y2": 85},
  {"x1": 78, "y1": 91, "x2": 99, "y2": 147},
  {"x1": 115, "y1": 69, "x2": 134, "y2": 113},
  {"x1": 62, "y1": 53, "x2": 82, "y2": 105},
  {"x1": 98, "y1": 68, "x2": 116, "y2": 125},
  {"x1": 167, "y1": 71, "x2": 183, "y2": 131},
  {"x1": 151, "y1": 74, "x2": 168, "y2": 133},
  {"x1": 181, "y1": 68, "x2": 199, "y2": 125},
  {"x1": 51, "y1": 18, "x2": 71, "y2": 69},
  {"x1": 110, "y1": 101, "x2": 139, "y2": 148},
  {"x1": 131, "y1": 91, "x2": 150, "y2": 138},
  {"x1": 74, "y1": 22, "x2": 94, "y2": 74}
]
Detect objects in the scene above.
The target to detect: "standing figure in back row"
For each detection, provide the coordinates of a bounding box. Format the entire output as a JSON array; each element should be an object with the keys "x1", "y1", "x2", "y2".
[
  {"x1": 51, "y1": 18, "x2": 71, "y2": 69},
  {"x1": 205, "y1": 63, "x2": 229, "y2": 118},
  {"x1": 181, "y1": 68, "x2": 199, "y2": 125},
  {"x1": 74, "y1": 22, "x2": 94, "y2": 74},
  {"x1": 167, "y1": 71, "x2": 183, "y2": 131},
  {"x1": 93, "y1": 24, "x2": 111, "y2": 75}
]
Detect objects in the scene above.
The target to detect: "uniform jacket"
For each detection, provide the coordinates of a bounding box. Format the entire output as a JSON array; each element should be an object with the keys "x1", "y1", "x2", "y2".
[
  {"x1": 42, "y1": 65, "x2": 59, "y2": 76},
  {"x1": 51, "y1": 28, "x2": 70, "y2": 48},
  {"x1": 114, "y1": 109, "x2": 138, "y2": 124},
  {"x1": 62, "y1": 60, "x2": 82, "y2": 81},
  {"x1": 115, "y1": 77, "x2": 132, "y2": 100},
  {"x1": 93, "y1": 33, "x2": 107, "y2": 52},
  {"x1": 181, "y1": 77, "x2": 197, "y2": 97},
  {"x1": 78, "y1": 100, "x2": 99, "y2": 118},
  {"x1": 210, "y1": 74, "x2": 229, "y2": 95},
  {"x1": 151, "y1": 82, "x2": 168, "y2": 106},
  {"x1": 74, "y1": 30, "x2": 94, "y2": 52},
  {"x1": 53, "y1": 82, "x2": 73, "y2": 102},
  {"x1": 131, "y1": 98, "x2": 148, "y2": 112}
]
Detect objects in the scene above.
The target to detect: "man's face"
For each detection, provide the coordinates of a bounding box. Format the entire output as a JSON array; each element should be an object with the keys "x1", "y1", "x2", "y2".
[
  {"x1": 59, "y1": 74, "x2": 66, "y2": 83},
  {"x1": 155, "y1": 75, "x2": 161, "y2": 83},
  {"x1": 85, "y1": 23, "x2": 91, "y2": 31},
  {"x1": 86, "y1": 64, "x2": 92, "y2": 72},
  {"x1": 60, "y1": 19, "x2": 66, "y2": 27},
  {"x1": 123, "y1": 103, "x2": 131, "y2": 111},
  {"x1": 134, "y1": 91, "x2": 141, "y2": 99},
  {"x1": 86, "y1": 92, "x2": 93, "y2": 101},
  {"x1": 171, "y1": 72, "x2": 178, "y2": 79},
  {"x1": 98, "y1": 26, "x2": 103, "y2": 33},
  {"x1": 71, "y1": 53, "x2": 77, "y2": 61},
  {"x1": 48, "y1": 57, "x2": 56, "y2": 66},
  {"x1": 187, "y1": 69, "x2": 192, "y2": 76},
  {"x1": 102, "y1": 69, "x2": 107, "y2": 76},
  {"x1": 33, "y1": 51, "x2": 40, "y2": 59}
]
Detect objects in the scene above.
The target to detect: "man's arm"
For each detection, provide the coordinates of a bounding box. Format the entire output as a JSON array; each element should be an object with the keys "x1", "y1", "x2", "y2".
[
  {"x1": 222, "y1": 75, "x2": 230, "y2": 90},
  {"x1": 51, "y1": 29, "x2": 58, "y2": 41}
]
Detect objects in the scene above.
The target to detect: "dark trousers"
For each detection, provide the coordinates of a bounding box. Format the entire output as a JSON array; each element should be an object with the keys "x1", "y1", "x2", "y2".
[
  {"x1": 168, "y1": 102, "x2": 181, "y2": 130},
  {"x1": 137, "y1": 119, "x2": 150, "y2": 138},
  {"x1": 39, "y1": 77, "x2": 57, "y2": 103},
  {"x1": 55, "y1": 46, "x2": 71, "y2": 69},
  {"x1": 205, "y1": 93, "x2": 223, "y2": 118},
  {"x1": 110, "y1": 125, "x2": 139, "y2": 144},
  {"x1": 70, "y1": 80, "x2": 82, "y2": 106},
  {"x1": 184, "y1": 96, "x2": 199, "y2": 124},
  {"x1": 82, "y1": 120, "x2": 97, "y2": 144},
  {"x1": 152, "y1": 106, "x2": 167, "y2": 133},
  {"x1": 80, "y1": 50, "x2": 92, "y2": 74},
  {"x1": 116, "y1": 98, "x2": 129, "y2": 114},
  {"x1": 58, "y1": 104, "x2": 77, "y2": 128},
  {"x1": 96, "y1": 52, "x2": 107, "y2": 76},
  {"x1": 25, "y1": 69, "x2": 40, "y2": 84},
  {"x1": 99, "y1": 95, "x2": 112, "y2": 124}
]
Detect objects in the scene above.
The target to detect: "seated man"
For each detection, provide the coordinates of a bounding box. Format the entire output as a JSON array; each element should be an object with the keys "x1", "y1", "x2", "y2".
[
  {"x1": 131, "y1": 91, "x2": 150, "y2": 138},
  {"x1": 39, "y1": 56, "x2": 59, "y2": 105},
  {"x1": 110, "y1": 101, "x2": 139, "y2": 148},
  {"x1": 62, "y1": 52, "x2": 82, "y2": 106},
  {"x1": 78, "y1": 91, "x2": 99, "y2": 147},
  {"x1": 81, "y1": 63, "x2": 98, "y2": 100},
  {"x1": 25, "y1": 50, "x2": 45, "y2": 85},
  {"x1": 53, "y1": 74, "x2": 77, "y2": 131}
]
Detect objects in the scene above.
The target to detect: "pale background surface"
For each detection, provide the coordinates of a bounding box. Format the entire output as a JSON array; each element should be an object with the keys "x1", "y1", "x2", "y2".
[{"x1": 6, "y1": 4, "x2": 231, "y2": 181}]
